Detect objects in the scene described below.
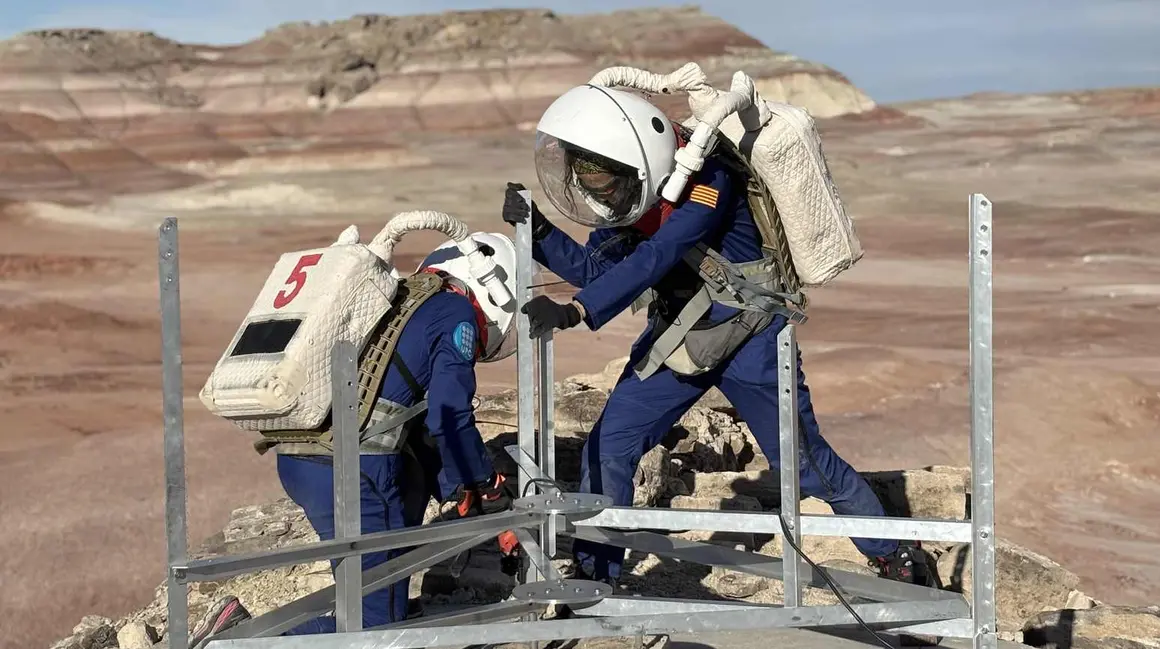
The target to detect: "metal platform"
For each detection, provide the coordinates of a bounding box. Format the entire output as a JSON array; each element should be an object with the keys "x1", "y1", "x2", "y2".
[{"x1": 158, "y1": 193, "x2": 998, "y2": 649}]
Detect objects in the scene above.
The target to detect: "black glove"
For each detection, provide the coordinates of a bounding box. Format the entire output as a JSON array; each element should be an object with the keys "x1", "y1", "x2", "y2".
[
  {"x1": 521, "y1": 295, "x2": 582, "y2": 338},
  {"x1": 503, "y1": 182, "x2": 553, "y2": 240}
]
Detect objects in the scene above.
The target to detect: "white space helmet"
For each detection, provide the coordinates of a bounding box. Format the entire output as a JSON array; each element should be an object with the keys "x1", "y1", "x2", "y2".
[
  {"x1": 417, "y1": 232, "x2": 518, "y2": 363},
  {"x1": 534, "y1": 85, "x2": 678, "y2": 228}
]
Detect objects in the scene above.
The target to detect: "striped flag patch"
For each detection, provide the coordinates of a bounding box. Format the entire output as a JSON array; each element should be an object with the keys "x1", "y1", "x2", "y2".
[{"x1": 688, "y1": 184, "x2": 720, "y2": 208}]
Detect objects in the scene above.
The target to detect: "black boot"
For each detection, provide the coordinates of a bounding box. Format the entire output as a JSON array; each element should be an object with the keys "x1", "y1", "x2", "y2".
[{"x1": 872, "y1": 541, "x2": 935, "y2": 587}]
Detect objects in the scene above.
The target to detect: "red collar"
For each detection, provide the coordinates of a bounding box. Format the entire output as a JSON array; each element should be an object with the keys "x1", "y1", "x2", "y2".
[{"x1": 632, "y1": 123, "x2": 689, "y2": 237}]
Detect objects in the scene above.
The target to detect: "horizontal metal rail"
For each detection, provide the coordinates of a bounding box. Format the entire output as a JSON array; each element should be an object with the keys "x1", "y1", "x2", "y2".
[
  {"x1": 571, "y1": 527, "x2": 966, "y2": 605},
  {"x1": 212, "y1": 598, "x2": 969, "y2": 649},
  {"x1": 573, "y1": 506, "x2": 972, "y2": 542},
  {"x1": 175, "y1": 510, "x2": 541, "y2": 583},
  {"x1": 579, "y1": 597, "x2": 974, "y2": 638}
]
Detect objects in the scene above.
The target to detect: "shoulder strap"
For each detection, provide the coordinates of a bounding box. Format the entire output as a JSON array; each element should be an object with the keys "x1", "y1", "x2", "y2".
[{"x1": 390, "y1": 353, "x2": 424, "y2": 402}]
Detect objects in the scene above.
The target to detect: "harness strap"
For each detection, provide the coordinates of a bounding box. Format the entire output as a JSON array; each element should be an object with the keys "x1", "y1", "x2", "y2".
[
  {"x1": 633, "y1": 286, "x2": 714, "y2": 380},
  {"x1": 684, "y1": 244, "x2": 808, "y2": 319},
  {"x1": 391, "y1": 353, "x2": 424, "y2": 403},
  {"x1": 356, "y1": 397, "x2": 430, "y2": 454}
]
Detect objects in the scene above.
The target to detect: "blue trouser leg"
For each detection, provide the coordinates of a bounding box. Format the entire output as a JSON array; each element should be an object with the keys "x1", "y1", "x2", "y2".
[
  {"x1": 275, "y1": 454, "x2": 418, "y2": 634},
  {"x1": 719, "y1": 319, "x2": 898, "y2": 558},
  {"x1": 572, "y1": 345, "x2": 710, "y2": 581}
]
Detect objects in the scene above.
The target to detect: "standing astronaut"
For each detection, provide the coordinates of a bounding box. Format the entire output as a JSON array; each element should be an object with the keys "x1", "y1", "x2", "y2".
[
  {"x1": 501, "y1": 83, "x2": 933, "y2": 587},
  {"x1": 191, "y1": 222, "x2": 521, "y2": 645}
]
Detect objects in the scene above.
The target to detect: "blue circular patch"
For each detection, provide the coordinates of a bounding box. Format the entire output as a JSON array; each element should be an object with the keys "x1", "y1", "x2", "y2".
[{"x1": 453, "y1": 321, "x2": 477, "y2": 361}]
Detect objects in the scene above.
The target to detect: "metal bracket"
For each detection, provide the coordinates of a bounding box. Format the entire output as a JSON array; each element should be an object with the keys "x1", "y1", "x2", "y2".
[
  {"x1": 512, "y1": 579, "x2": 611, "y2": 606},
  {"x1": 513, "y1": 492, "x2": 610, "y2": 518}
]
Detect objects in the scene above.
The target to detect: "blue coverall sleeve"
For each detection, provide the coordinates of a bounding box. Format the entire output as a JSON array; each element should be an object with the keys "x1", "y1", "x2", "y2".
[
  {"x1": 533, "y1": 226, "x2": 623, "y2": 288},
  {"x1": 424, "y1": 318, "x2": 495, "y2": 487},
  {"x1": 573, "y1": 166, "x2": 732, "y2": 329}
]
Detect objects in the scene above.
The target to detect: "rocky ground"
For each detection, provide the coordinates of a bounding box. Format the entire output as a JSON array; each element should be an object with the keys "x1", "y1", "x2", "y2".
[
  {"x1": 49, "y1": 379, "x2": 1160, "y2": 649},
  {"x1": 1, "y1": 6, "x2": 1159, "y2": 649}
]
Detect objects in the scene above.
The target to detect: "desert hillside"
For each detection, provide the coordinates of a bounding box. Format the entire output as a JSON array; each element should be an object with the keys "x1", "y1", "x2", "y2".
[
  {"x1": 1, "y1": 6, "x2": 1158, "y2": 649},
  {"x1": 0, "y1": 6, "x2": 873, "y2": 206}
]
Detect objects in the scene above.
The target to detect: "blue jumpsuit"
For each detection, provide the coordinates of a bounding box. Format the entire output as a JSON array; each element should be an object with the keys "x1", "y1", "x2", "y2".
[
  {"x1": 277, "y1": 289, "x2": 496, "y2": 632},
  {"x1": 532, "y1": 158, "x2": 898, "y2": 581}
]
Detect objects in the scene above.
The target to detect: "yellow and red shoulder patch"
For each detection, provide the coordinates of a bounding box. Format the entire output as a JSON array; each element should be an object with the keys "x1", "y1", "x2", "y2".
[{"x1": 687, "y1": 183, "x2": 720, "y2": 208}]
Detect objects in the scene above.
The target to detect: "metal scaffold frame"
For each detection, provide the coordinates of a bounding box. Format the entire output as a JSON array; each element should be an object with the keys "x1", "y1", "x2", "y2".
[{"x1": 158, "y1": 194, "x2": 997, "y2": 649}]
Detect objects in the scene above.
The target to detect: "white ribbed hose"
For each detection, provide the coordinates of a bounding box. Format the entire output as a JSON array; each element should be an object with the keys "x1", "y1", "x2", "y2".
[
  {"x1": 588, "y1": 64, "x2": 765, "y2": 203},
  {"x1": 587, "y1": 61, "x2": 709, "y2": 95},
  {"x1": 368, "y1": 210, "x2": 514, "y2": 308},
  {"x1": 661, "y1": 72, "x2": 755, "y2": 202}
]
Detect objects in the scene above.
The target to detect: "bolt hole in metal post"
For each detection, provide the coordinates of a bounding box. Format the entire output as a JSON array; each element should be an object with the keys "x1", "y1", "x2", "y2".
[
  {"x1": 969, "y1": 193, "x2": 998, "y2": 649},
  {"x1": 159, "y1": 217, "x2": 189, "y2": 649},
  {"x1": 331, "y1": 341, "x2": 363, "y2": 632}
]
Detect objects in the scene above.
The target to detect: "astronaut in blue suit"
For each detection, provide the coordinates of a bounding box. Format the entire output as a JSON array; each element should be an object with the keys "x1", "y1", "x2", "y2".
[
  {"x1": 190, "y1": 233, "x2": 521, "y2": 646},
  {"x1": 504, "y1": 84, "x2": 931, "y2": 587}
]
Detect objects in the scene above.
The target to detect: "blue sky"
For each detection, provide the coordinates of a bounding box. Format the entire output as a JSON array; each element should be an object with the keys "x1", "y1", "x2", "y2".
[{"x1": 2, "y1": 0, "x2": 1158, "y2": 103}]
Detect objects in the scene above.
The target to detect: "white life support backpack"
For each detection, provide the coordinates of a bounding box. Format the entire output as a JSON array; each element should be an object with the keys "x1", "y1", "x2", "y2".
[
  {"x1": 588, "y1": 62, "x2": 864, "y2": 288},
  {"x1": 198, "y1": 225, "x2": 399, "y2": 432},
  {"x1": 199, "y1": 211, "x2": 516, "y2": 436}
]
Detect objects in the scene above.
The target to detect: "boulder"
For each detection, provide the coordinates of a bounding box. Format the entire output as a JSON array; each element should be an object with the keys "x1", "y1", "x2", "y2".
[
  {"x1": 703, "y1": 565, "x2": 772, "y2": 599},
  {"x1": 566, "y1": 356, "x2": 629, "y2": 392},
  {"x1": 50, "y1": 616, "x2": 117, "y2": 649},
  {"x1": 475, "y1": 384, "x2": 609, "y2": 437},
  {"x1": 1023, "y1": 605, "x2": 1160, "y2": 649},
  {"x1": 692, "y1": 386, "x2": 736, "y2": 414},
  {"x1": 937, "y1": 539, "x2": 1082, "y2": 632},
  {"x1": 862, "y1": 468, "x2": 969, "y2": 521},
  {"x1": 669, "y1": 493, "x2": 763, "y2": 547},
  {"x1": 116, "y1": 622, "x2": 160, "y2": 649},
  {"x1": 634, "y1": 446, "x2": 686, "y2": 507},
  {"x1": 755, "y1": 497, "x2": 865, "y2": 566},
  {"x1": 689, "y1": 470, "x2": 781, "y2": 508},
  {"x1": 555, "y1": 388, "x2": 609, "y2": 433}
]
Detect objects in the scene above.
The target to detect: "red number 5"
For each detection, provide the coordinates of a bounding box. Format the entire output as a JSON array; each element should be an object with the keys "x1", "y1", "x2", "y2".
[{"x1": 274, "y1": 253, "x2": 322, "y2": 309}]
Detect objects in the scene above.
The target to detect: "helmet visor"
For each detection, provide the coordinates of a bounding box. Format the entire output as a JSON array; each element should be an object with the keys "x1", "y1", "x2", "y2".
[
  {"x1": 479, "y1": 325, "x2": 517, "y2": 363},
  {"x1": 534, "y1": 132, "x2": 646, "y2": 228}
]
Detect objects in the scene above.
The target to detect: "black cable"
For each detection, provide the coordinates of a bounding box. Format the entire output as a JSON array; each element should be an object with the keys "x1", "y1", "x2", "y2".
[
  {"x1": 775, "y1": 512, "x2": 895, "y2": 649},
  {"x1": 523, "y1": 477, "x2": 565, "y2": 498}
]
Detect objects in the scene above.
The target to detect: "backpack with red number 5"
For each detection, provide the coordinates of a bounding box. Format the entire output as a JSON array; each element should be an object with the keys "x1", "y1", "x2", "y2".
[
  {"x1": 198, "y1": 210, "x2": 515, "y2": 438},
  {"x1": 198, "y1": 224, "x2": 400, "y2": 433}
]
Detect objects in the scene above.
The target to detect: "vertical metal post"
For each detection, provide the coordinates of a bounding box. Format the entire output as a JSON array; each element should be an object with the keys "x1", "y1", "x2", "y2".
[
  {"x1": 537, "y1": 328, "x2": 557, "y2": 561},
  {"x1": 777, "y1": 324, "x2": 803, "y2": 607},
  {"x1": 515, "y1": 189, "x2": 542, "y2": 583},
  {"x1": 969, "y1": 194, "x2": 997, "y2": 649},
  {"x1": 159, "y1": 218, "x2": 189, "y2": 649},
  {"x1": 332, "y1": 341, "x2": 363, "y2": 631}
]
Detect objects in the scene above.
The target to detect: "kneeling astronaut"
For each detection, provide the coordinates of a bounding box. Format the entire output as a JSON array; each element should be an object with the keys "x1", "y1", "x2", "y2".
[
  {"x1": 502, "y1": 83, "x2": 933, "y2": 587},
  {"x1": 191, "y1": 217, "x2": 521, "y2": 645}
]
